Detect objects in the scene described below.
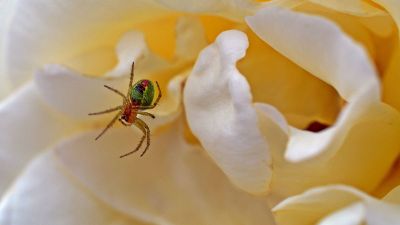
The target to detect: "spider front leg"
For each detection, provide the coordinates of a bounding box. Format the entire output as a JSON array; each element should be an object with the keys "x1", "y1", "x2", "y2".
[
  {"x1": 128, "y1": 61, "x2": 135, "y2": 90},
  {"x1": 119, "y1": 118, "x2": 150, "y2": 158},
  {"x1": 88, "y1": 106, "x2": 122, "y2": 116},
  {"x1": 94, "y1": 111, "x2": 122, "y2": 140},
  {"x1": 104, "y1": 85, "x2": 128, "y2": 103}
]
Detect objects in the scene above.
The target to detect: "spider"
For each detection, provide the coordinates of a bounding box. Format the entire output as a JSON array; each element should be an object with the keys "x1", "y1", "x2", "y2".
[{"x1": 88, "y1": 61, "x2": 161, "y2": 158}]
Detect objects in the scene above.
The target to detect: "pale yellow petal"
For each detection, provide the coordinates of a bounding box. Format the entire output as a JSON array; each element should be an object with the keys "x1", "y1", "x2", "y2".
[
  {"x1": 292, "y1": 2, "x2": 396, "y2": 74},
  {"x1": 238, "y1": 30, "x2": 341, "y2": 128},
  {"x1": 3, "y1": 0, "x2": 169, "y2": 86},
  {"x1": 246, "y1": 7, "x2": 400, "y2": 165},
  {"x1": 383, "y1": 185, "x2": 400, "y2": 204},
  {"x1": 273, "y1": 185, "x2": 367, "y2": 225},
  {"x1": 34, "y1": 64, "x2": 184, "y2": 130},
  {"x1": 0, "y1": 151, "x2": 147, "y2": 225},
  {"x1": 273, "y1": 185, "x2": 400, "y2": 225},
  {"x1": 184, "y1": 30, "x2": 272, "y2": 194},
  {"x1": 55, "y1": 121, "x2": 275, "y2": 225},
  {"x1": 104, "y1": 31, "x2": 169, "y2": 78},
  {"x1": 383, "y1": 41, "x2": 400, "y2": 111},
  {"x1": 0, "y1": 0, "x2": 13, "y2": 99},
  {"x1": 245, "y1": 6, "x2": 400, "y2": 200},
  {"x1": 371, "y1": 0, "x2": 400, "y2": 39},
  {"x1": 307, "y1": 0, "x2": 386, "y2": 16},
  {"x1": 246, "y1": 7, "x2": 379, "y2": 103},
  {"x1": 318, "y1": 203, "x2": 366, "y2": 225},
  {"x1": 0, "y1": 82, "x2": 76, "y2": 196},
  {"x1": 153, "y1": 0, "x2": 258, "y2": 20},
  {"x1": 174, "y1": 16, "x2": 208, "y2": 61},
  {"x1": 34, "y1": 64, "x2": 128, "y2": 119}
]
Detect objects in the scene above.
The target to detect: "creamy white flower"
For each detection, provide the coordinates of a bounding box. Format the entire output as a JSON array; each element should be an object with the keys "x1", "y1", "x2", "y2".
[{"x1": 1, "y1": 0, "x2": 400, "y2": 224}]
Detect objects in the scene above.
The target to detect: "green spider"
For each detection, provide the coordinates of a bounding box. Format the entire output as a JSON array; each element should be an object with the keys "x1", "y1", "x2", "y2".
[{"x1": 88, "y1": 61, "x2": 162, "y2": 157}]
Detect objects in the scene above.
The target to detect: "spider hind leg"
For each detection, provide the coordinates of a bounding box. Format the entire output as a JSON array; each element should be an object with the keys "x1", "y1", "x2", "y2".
[{"x1": 119, "y1": 118, "x2": 150, "y2": 158}]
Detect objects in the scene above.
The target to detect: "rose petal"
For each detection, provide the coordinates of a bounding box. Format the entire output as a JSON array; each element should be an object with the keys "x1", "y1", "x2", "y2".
[
  {"x1": 3, "y1": 0, "x2": 169, "y2": 87},
  {"x1": 174, "y1": 16, "x2": 208, "y2": 61},
  {"x1": 153, "y1": 0, "x2": 257, "y2": 20},
  {"x1": 0, "y1": 151, "x2": 146, "y2": 225},
  {"x1": 255, "y1": 103, "x2": 289, "y2": 135},
  {"x1": 383, "y1": 186, "x2": 400, "y2": 204},
  {"x1": 246, "y1": 7, "x2": 379, "y2": 103},
  {"x1": 294, "y1": 3, "x2": 380, "y2": 61},
  {"x1": 306, "y1": 0, "x2": 386, "y2": 16},
  {"x1": 246, "y1": 7, "x2": 400, "y2": 163},
  {"x1": 55, "y1": 121, "x2": 275, "y2": 225},
  {"x1": 383, "y1": 42, "x2": 400, "y2": 111},
  {"x1": 273, "y1": 185, "x2": 400, "y2": 225},
  {"x1": 358, "y1": 13, "x2": 395, "y2": 38},
  {"x1": 34, "y1": 64, "x2": 128, "y2": 119},
  {"x1": 318, "y1": 203, "x2": 366, "y2": 225},
  {"x1": 104, "y1": 31, "x2": 169, "y2": 78},
  {"x1": 373, "y1": 155, "x2": 400, "y2": 198},
  {"x1": 0, "y1": 82, "x2": 76, "y2": 195},
  {"x1": 371, "y1": 0, "x2": 400, "y2": 38},
  {"x1": 238, "y1": 30, "x2": 341, "y2": 128},
  {"x1": 272, "y1": 185, "x2": 368, "y2": 225},
  {"x1": 269, "y1": 101, "x2": 400, "y2": 199},
  {"x1": 292, "y1": 2, "x2": 396, "y2": 76},
  {"x1": 184, "y1": 30, "x2": 272, "y2": 194},
  {"x1": 0, "y1": 0, "x2": 14, "y2": 99}
]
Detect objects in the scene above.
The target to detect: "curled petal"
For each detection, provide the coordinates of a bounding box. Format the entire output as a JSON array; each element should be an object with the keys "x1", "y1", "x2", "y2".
[
  {"x1": 246, "y1": 6, "x2": 400, "y2": 163},
  {"x1": 306, "y1": 0, "x2": 386, "y2": 16},
  {"x1": 184, "y1": 30, "x2": 272, "y2": 194},
  {"x1": 143, "y1": 72, "x2": 186, "y2": 130},
  {"x1": 55, "y1": 121, "x2": 275, "y2": 225},
  {"x1": 238, "y1": 28, "x2": 342, "y2": 129},
  {"x1": 0, "y1": 82, "x2": 76, "y2": 196},
  {"x1": 273, "y1": 185, "x2": 400, "y2": 225},
  {"x1": 383, "y1": 38, "x2": 400, "y2": 111},
  {"x1": 0, "y1": 151, "x2": 145, "y2": 225},
  {"x1": 104, "y1": 31, "x2": 169, "y2": 78},
  {"x1": 246, "y1": 7, "x2": 379, "y2": 103},
  {"x1": 318, "y1": 203, "x2": 366, "y2": 225},
  {"x1": 255, "y1": 103, "x2": 289, "y2": 135},
  {"x1": 371, "y1": 0, "x2": 400, "y2": 37}
]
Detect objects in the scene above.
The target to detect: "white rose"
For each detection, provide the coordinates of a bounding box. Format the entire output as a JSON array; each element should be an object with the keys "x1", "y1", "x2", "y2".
[{"x1": 1, "y1": 0, "x2": 400, "y2": 224}]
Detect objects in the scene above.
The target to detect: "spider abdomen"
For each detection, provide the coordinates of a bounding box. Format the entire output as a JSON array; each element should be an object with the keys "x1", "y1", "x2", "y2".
[{"x1": 130, "y1": 79, "x2": 155, "y2": 106}]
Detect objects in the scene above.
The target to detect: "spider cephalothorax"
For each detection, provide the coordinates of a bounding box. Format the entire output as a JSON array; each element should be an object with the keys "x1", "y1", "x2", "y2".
[{"x1": 88, "y1": 61, "x2": 161, "y2": 157}]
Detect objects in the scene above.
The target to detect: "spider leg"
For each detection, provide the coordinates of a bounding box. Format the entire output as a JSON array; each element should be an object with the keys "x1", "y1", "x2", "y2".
[
  {"x1": 153, "y1": 81, "x2": 162, "y2": 107},
  {"x1": 119, "y1": 119, "x2": 147, "y2": 158},
  {"x1": 136, "y1": 111, "x2": 155, "y2": 119},
  {"x1": 88, "y1": 106, "x2": 122, "y2": 116},
  {"x1": 104, "y1": 85, "x2": 128, "y2": 102},
  {"x1": 136, "y1": 118, "x2": 151, "y2": 157},
  {"x1": 128, "y1": 61, "x2": 135, "y2": 90},
  {"x1": 94, "y1": 111, "x2": 122, "y2": 140}
]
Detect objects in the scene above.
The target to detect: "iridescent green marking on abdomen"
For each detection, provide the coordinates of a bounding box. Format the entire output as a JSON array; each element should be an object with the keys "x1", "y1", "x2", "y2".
[{"x1": 130, "y1": 79, "x2": 155, "y2": 106}]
